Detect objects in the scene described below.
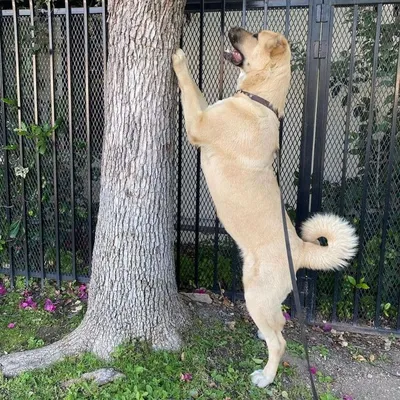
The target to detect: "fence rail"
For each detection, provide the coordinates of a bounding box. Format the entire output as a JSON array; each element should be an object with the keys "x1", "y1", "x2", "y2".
[{"x1": 0, "y1": 0, "x2": 399, "y2": 334}]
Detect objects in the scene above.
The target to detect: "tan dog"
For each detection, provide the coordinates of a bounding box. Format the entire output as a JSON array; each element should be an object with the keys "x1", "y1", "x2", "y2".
[{"x1": 173, "y1": 28, "x2": 358, "y2": 388}]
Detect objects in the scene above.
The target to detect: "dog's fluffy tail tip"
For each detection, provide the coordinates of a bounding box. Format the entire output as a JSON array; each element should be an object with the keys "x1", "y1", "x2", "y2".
[{"x1": 300, "y1": 213, "x2": 358, "y2": 271}]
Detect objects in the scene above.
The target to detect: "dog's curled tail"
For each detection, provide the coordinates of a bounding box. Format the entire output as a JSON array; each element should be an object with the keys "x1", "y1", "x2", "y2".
[{"x1": 300, "y1": 214, "x2": 358, "y2": 271}]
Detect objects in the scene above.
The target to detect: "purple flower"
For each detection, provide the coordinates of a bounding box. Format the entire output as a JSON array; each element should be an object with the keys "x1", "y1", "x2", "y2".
[
  {"x1": 78, "y1": 284, "x2": 88, "y2": 300},
  {"x1": 283, "y1": 311, "x2": 291, "y2": 321},
  {"x1": 180, "y1": 372, "x2": 192, "y2": 382},
  {"x1": 20, "y1": 296, "x2": 37, "y2": 309},
  {"x1": 309, "y1": 366, "x2": 317, "y2": 375},
  {"x1": 44, "y1": 299, "x2": 56, "y2": 313},
  {"x1": 194, "y1": 288, "x2": 207, "y2": 294},
  {"x1": 7, "y1": 322, "x2": 15, "y2": 329},
  {"x1": 343, "y1": 396, "x2": 353, "y2": 400},
  {"x1": 323, "y1": 323, "x2": 332, "y2": 332},
  {"x1": 0, "y1": 285, "x2": 7, "y2": 296}
]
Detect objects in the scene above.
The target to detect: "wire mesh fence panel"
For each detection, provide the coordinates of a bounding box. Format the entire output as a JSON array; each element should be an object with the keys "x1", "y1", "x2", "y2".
[
  {"x1": 317, "y1": 3, "x2": 400, "y2": 330},
  {"x1": 0, "y1": 1, "x2": 399, "y2": 332}
]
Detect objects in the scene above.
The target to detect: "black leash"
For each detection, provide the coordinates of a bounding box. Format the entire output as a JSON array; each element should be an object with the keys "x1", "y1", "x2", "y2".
[
  {"x1": 277, "y1": 120, "x2": 319, "y2": 400},
  {"x1": 236, "y1": 89, "x2": 318, "y2": 399}
]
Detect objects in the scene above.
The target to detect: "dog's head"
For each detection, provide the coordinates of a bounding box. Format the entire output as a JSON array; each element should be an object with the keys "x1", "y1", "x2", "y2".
[{"x1": 224, "y1": 28, "x2": 290, "y2": 72}]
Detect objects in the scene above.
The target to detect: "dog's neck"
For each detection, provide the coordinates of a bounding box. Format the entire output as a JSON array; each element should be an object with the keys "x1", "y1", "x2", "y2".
[{"x1": 236, "y1": 63, "x2": 290, "y2": 116}]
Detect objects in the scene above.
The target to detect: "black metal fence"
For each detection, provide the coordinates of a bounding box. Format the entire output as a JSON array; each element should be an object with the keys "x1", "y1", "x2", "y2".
[{"x1": 0, "y1": 0, "x2": 399, "y2": 334}]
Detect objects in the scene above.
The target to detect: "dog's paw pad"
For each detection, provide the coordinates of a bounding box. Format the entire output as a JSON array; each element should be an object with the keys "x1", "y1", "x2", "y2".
[
  {"x1": 250, "y1": 370, "x2": 273, "y2": 388},
  {"x1": 257, "y1": 330, "x2": 265, "y2": 341},
  {"x1": 172, "y1": 49, "x2": 187, "y2": 71}
]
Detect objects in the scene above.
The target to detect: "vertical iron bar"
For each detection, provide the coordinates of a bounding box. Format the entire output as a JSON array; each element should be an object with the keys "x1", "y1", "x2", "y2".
[
  {"x1": 263, "y1": 0, "x2": 269, "y2": 29},
  {"x1": 47, "y1": 3, "x2": 60, "y2": 286},
  {"x1": 194, "y1": 0, "x2": 204, "y2": 287},
  {"x1": 65, "y1": 0, "x2": 76, "y2": 281},
  {"x1": 308, "y1": 0, "x2": 333, "y2": 322},
  {"x1": 242, "y1": 0, "x2": 246, "y2": 28},
  {"x1": 213, "y1": 0, "x2": 226, "y2": 291},
  {"x1": 102, "y1": 0, "x2": 108, "y2": 71},
  {"x1": 29, "y1": 0, "x2": 44, "y2": 285},
  {"x1": 397, "y1": 293, "x2": 400, "y2": 331},
  {"x1": 13, "y1": 0, "x2": 29, "y2": 282},
  {"x1": 333, "y1": 5, "x2": 358, "y2": 322},
  {"x1": 176, "y1": 33, "x2": 183, "y2": 288},
  {"x1": 353, "y1": 4, "x2": 382, "y2": 324},
  {"x1": 279, "y1": 0, "x2": 291, "y2": 180},
  {"x1": 83, "y1": 0, "x2": 93, "y2": 268},
  {"x1": 296, "y1": 0, "x2": 321, "y2": 228},
  {"x1": 374, "y1": 39, "x2": 400, "y2": 328},
  {"x1": 0, "y1": 10, "x2": 15, "y2": 283},
  {"x1": 310, "y1": 2, "x2": 333, "y2": 212},
  {"x1": 284, "y1": 0, "x2": 291, "y2": 37}
]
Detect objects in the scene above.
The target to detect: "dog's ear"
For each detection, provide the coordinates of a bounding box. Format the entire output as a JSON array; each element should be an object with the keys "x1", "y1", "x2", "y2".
[
  {"x1": 270, "y1": 34, "x2": 288, "y2": 56},
  {"x1": 263, "y1": 33, "x2": 288, "y2": 56}
]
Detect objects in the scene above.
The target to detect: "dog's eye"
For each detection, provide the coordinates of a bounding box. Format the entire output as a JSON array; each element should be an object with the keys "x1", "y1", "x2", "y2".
[{"x1": 252, "y1": 33, "x2": 259, "y2": 40}]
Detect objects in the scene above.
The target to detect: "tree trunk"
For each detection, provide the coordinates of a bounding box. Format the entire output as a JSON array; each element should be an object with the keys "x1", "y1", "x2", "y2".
[{"x1": 0, "y1": 0, "x2": 189, "y2": 377}]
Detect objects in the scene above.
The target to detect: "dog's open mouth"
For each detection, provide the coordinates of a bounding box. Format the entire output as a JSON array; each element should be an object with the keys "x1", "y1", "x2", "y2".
[{"x1": 223, "y1": 48, "x2": 244, "y2": 66}]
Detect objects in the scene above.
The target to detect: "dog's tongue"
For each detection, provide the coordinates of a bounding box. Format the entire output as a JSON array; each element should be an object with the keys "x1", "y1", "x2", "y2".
[
  {"x1": 224, "y1": 49, "x2": 243, "y2": 65},
  {"x1": 231, "y1": 49, "x2": 243, "y2": 64}
]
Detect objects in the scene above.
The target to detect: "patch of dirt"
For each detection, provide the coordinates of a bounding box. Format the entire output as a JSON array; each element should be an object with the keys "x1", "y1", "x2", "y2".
[{"x1": 185, "y1": 293, "x2": 400, "y2": 400}]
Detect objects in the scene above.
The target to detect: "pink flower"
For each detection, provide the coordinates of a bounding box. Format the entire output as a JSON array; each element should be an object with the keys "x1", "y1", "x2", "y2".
[
  {"x1": 309, "y1": 366, "x2": 317, "y2": 375},
  {"x1": 20, "y1": 296, "x2": 37, "y2": 309},
  {"x1": 343, "y1": 396, "x2": 353, "y2": 400},
  {"x1": 78, "y1": 284, "x2": 88, "y2": 300},
  {"x1": 194, "y1": 288, "x2": 206, "y2": 294},
  {"x1": 0, "y1": 285, "x2": 7, "y2": 296},
  {"x1": 7, "y1": 322, "x2": 15, "y2": 329},
  {"x1": 323, "y1": 323, "x2": 332, "y2": 332},
  {"x1": 283, "y1": 311, "x2": 291, "y2": 321},
  {"x1": 180, "y1": 372, "x2": 192, "y2": 382},
  {"x1": 44, "y1": 299, "x2": 56, "y2": 313}
]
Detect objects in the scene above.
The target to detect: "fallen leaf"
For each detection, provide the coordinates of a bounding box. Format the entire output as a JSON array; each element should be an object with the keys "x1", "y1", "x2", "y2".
[
  {"x1": 354, "y1": 354, "x2": 366, "y2": 362},
  {"x1": 226, "y1": 321, "x2": 236, "y2": 331},
  {"x1": 341, "y1": 341, "x2": 348, "y2": 347},
  {"x1": 282, "y1": 361, "x2": 291, "y2": 368},
  {"x1": 369, "y1": 354, "x2": 375, "y2": 362},
  {"x1": 180, "y1": 352, "x2": 185, "y2": 362}
]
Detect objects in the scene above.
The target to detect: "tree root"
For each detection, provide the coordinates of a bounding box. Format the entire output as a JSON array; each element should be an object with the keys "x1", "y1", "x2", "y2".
[{"x1": 0, "y1": 323, "x2": 96, "y2": 378}]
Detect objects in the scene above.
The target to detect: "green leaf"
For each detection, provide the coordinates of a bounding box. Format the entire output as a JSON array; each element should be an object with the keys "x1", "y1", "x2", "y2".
[
  {"x1": 252, "y1": 358, "x2": 264, "y2": 365},
  {"x1": 356, "y1": 283, "x2": 370, "y2": 290},
  {"x1": 347, "y1": 276, "x2": 356, "y2": 286},
  {"x1": 3, "y1": 144, "x2": 18, "y2": 151},
  {"x1": 1, "y1": 98, "x2": 18, "y2": 108},
  {"x1": 37, "y1": 139, "x2": 47, "y2": 155},
  {"x1": 9, "y1": 220, "x2": 21, "y2": 239}
]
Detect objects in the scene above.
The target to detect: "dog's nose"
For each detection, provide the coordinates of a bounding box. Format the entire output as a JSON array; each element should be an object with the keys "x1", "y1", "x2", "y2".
[{"x1": 228, "y1": 27, "x2": 245, "y2": 42}]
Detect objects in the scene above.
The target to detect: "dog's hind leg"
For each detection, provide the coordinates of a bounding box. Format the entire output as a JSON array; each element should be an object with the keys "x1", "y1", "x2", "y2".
[{"x1": 246, "y1": 295, "x2": 286, "y2": 387}]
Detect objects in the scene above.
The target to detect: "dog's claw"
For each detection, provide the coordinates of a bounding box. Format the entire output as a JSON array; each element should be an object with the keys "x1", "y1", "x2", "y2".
[
  {"x1": 172, "y1": 49, "x2": 187, "y2": 73},
  {"x1": 250, "y1": 369, "x2": 274, "y2": 388},
  {"x1": 257, "y1": 330, "x2": 265, "y2": 341}
]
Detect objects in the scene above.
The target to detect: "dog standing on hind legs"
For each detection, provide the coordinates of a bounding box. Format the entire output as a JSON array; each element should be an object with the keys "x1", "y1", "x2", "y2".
[{"x1": 172, "y1": 28, "x2": 358, "y2": 388}]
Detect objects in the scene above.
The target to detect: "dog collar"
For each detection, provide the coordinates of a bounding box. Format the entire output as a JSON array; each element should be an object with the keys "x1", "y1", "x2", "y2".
[{"x1": 235, "y1": 89, "x2": 282, "y2": 120}]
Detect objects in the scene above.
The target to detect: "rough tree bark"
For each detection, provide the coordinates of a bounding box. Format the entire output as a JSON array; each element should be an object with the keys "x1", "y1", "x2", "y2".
[{"x1": 0, "y1": 0, "x2": 189, "y2": 377}]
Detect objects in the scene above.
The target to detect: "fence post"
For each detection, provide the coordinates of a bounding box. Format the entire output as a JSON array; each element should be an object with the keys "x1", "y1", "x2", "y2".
[{"x1": 294, "y1": 0, "x2": 323, "y2": 320}]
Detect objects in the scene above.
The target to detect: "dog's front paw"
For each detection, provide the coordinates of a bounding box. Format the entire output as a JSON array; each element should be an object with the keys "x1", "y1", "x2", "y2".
[
  {"x1": 172, "y1": 48, "x2": 187, "y2": 74},
  {"x1": 250, "y1": 370, "x2": 274, "y2": 388}
]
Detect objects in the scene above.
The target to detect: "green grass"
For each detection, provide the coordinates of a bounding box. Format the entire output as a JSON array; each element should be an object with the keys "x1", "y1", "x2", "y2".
[{"x1": 0, "y1": 277, "x2": 341, "y2": 400}]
